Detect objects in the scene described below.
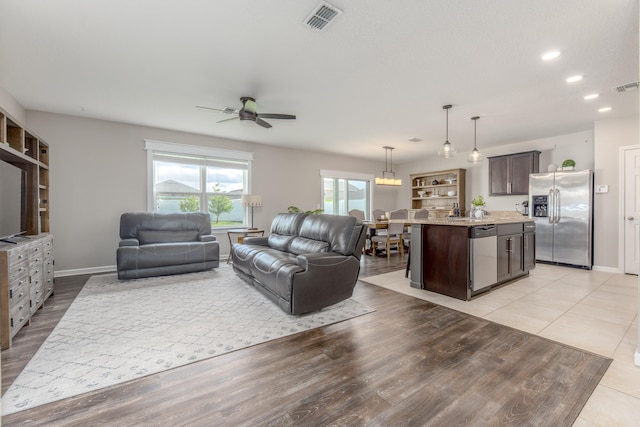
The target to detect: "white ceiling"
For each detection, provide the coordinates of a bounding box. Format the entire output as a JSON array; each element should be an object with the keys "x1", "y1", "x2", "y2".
[{"x1": 0, "y1": 0, "x2": 637, "y2": 163}]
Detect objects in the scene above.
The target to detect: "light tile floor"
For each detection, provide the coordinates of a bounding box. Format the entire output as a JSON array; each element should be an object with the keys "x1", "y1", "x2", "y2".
[{"x1": 361, "y1": 264, "x2": 640, "y2": 427}]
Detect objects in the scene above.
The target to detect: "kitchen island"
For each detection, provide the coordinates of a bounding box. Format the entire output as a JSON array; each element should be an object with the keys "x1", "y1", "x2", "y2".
[{"x1": 393, "y1": 214, "x2": 535, "y2": 301}]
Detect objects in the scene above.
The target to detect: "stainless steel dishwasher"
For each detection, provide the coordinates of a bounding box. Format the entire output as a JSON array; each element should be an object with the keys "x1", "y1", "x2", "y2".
[{"x1": 470, "y1": 225, "x2": 498, "y2": 292}]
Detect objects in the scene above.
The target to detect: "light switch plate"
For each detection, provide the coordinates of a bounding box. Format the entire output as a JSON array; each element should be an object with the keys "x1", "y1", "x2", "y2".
[{"x1": 595, "y1": 184, "x2": 609, "y2": 193}]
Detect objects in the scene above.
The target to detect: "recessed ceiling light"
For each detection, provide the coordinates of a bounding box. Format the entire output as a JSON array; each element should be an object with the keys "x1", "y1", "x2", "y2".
[
  {"x1": 408, "y1": 137, "x2": 422, "y2": 142},
  {"x1": 583, "y1": 93, "x2": 599, "y2": 100},
  {"x1": 566, "y1": 75, "x2": 584, "y2": 83},
  {"x1": 598, "y1": 107, "x2": 612, "y2": 112},
  {"x1": 541, "y1": 50, "x2": 561, "y2": 61}
]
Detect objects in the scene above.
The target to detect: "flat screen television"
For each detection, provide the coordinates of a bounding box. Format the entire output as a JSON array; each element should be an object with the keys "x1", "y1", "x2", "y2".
[{"x1": 0, "y1": 159, "x2": 27, "y2": 242}]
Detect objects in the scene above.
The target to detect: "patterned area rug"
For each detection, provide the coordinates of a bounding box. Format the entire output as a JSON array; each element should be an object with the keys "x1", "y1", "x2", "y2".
[{"x1": 1, "y1": 266, "x2": 374, "y2": 415}]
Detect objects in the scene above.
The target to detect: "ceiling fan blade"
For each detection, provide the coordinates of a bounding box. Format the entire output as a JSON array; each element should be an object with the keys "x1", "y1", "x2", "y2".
[
  {"x1": 197, "y1": 105, "x2": 240, "y2": 115},
  {"x1": 196, "y1": 105, "x2": 224, "y2": 112},
  {"x1": 216, "y1": 117, "x2": 239, "y2": 124},
  {"x1": 258, "y1": 113, "x2": 296, "y2": 120},
  {"x1": 255, "y1": 118, "x2": 272, "y2": 128}
]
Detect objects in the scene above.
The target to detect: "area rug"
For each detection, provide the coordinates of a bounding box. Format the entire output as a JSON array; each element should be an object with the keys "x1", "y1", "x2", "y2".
[{"x1": 1, "y1": 266, "x2": 374, "y2": 415}]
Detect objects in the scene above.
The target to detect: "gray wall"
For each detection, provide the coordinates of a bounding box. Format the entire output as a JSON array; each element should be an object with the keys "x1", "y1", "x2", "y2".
[
  {"x1": 24, "y1": 111, "x2": 396, "y2": 273},
  {"x1": 593, "y1": 116, "x2": 639, "y2": 270},
  {"x1": 10, "y1": 106, "x2": 637, "y2": 274}
]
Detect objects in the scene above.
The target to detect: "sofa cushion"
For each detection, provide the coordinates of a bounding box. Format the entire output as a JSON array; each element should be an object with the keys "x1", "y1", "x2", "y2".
[
  {"x1": 232, "y1": 243, "x2": 267, "y2": 276},
  {"x1": 298, "y1": 214, "x2": 357, "y2": 255},
  {"x1": 267, "y1": 234, "x2": 296, "y2": 252},
  {"x1": 117, "y1": 241, "x2": 218, "y2": 270},
  {"x1": 249, "y1": 249, "x2": 303, "y2": 301},
  {"x1": 138, "y1": 230, "x2": 199, "y2": 245},
  {"x1": 289, "y1": 237, "x2": 329, "y2": 255},
  {"x1": 120, "y1": 212, "x2": 212, "y2": 240}
]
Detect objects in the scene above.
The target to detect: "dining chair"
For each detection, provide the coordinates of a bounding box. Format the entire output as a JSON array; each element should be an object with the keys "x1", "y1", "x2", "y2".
[
  {"x1": 349, "y1": 209, "x2": 368, "y2": 253},
  {"x1": 372, "y1": 209, "x2": 386, "y2": 222},
  {"x1": 414, "y1": 209, "x2": 430, "y2": 219},
  {"x1": 348, "y1": 209, "x2": 366, "y2": 221},
  {"x1": 371, "y1": 209, "x2": 407, "y2": 259}
]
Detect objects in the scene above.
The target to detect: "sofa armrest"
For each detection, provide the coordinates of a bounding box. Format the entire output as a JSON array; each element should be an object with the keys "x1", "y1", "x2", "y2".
[
  {"x1": 291, "y1": 252, "x2": 361, "y2": 314},
  {"x1": 296, "y1": 252, "x2": 350, "y2": 270},
  {"x1": 119, "y1": 238, "x2": 140, "y2": 247},
  {"x1": 199, "y1": 234, "x2": 217, "y2": 242},
  {"x1": 243, "y1": 236, "x2": 269, "y2": 246}
]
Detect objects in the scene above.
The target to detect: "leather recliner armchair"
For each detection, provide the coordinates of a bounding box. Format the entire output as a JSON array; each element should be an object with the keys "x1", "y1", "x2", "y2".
[{"x1": 117, "y1": 212, "x2": 220, "y2": 280}]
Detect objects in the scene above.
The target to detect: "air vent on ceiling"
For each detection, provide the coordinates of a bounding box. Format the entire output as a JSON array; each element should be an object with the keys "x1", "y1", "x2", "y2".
[
  {"x1": 305, "y1": 2, "x2": 342, "y2": 31},
  {"x1": 614, "y1": 81, "x2": 639, "y2": 92}
]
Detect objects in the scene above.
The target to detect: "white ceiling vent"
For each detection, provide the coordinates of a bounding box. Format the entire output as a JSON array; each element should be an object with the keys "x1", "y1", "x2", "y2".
[
  {"x1": 614, "y1": 81, "x2": 639, "y2": 92},
  {"x1": 305, "y1": 2, "x2": 342, "y2": 31}
]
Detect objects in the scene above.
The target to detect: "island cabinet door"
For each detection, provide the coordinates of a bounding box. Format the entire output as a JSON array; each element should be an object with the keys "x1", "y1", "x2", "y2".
[
  {"x1": 497, "y1": 233, "x2": 524, "y2": 282},
  {"x1": 421, "y1": 225, "x2": 470, "y2": 300},
  {"x1": 523, "y1": 231, "x2": 536, "y2": 271}
]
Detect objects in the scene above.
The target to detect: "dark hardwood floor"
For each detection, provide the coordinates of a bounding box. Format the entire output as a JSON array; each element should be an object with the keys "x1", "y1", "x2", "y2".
[{"x1": 1, "y1": 254, "x2": 609, "y2": 426}]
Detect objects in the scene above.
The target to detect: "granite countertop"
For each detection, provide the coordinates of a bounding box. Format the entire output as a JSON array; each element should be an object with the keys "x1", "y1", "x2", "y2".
[{"x1": 389, "y1": 211, "x2": 532, "y2": 227}]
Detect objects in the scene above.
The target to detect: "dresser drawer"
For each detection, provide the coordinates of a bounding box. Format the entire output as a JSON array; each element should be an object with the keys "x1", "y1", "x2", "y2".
[
  {"x1": 29, "y1": 242, "x2": 44, "y2": 268},
  {"x1": 42, "y1": 235, "x2": 53, "y2": 250},
  {"x1": 10, "y1": 276, "x2": 30, "y2": 303},
  {"x1": 30, "y1": 272, "x2": 45, "y2": 313},
  {"x1": 8, "y1": 261, "x2": 28, "y2": 284},
  {"x1": 7, "y1": 245, "x2": 29, "y2": 266},
  {"x1": 10, "y1": 296, "x2": 31, "y2": 335}
]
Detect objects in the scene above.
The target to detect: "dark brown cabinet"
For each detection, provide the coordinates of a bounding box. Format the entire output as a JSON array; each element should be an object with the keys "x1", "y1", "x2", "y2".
[
  {"x1": 523, "y1": 222, "x2": 536, "y2": 271},
  {"x1": 497, "y1": 223, "x2": 524, "y2": 282},
  {"x1": 420, "y1": 224, "x2": 470, "y2": 300},
  {"x1": 488, "y1": 151, "x2": 540, "y2": 196}
]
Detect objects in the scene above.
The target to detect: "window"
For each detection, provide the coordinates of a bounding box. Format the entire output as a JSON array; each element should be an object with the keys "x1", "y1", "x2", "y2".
[
  {"x1": 320, "y1": 169, "x2": 373, "y2": 219},
  {"x1": 145, "y1": 140, "x2": 253, "y2": 228}
]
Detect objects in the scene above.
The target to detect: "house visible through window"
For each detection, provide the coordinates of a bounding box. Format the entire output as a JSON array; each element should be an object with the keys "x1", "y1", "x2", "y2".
[
  {"x1": 320, "y1": 169, "x2": 373, "y2": 219},
  {"x1": 145, "y1": 140, "x2": 253, "y2": 228}
]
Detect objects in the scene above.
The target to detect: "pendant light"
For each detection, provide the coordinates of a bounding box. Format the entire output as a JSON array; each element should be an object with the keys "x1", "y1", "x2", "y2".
[
  {"x1": 375, "y1": 146, "x2": 402, "y2": 186},
  {"x1": 438, "y1": 104, "x2": 456, "y2": 158},
  {"x1": 467, "y1": 116, "x2": 484, "y2": 164}
]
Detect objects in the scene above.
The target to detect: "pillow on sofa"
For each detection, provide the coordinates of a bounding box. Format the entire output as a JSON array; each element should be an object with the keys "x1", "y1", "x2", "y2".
[{"x1": 138, "y1": 230, "x2": 199, "y2": 245}]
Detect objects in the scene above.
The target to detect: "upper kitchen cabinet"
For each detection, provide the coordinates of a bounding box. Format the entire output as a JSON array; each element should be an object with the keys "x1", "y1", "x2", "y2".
[{"x1": 488, "y1": 151, "x2": 540, "y2": 196}]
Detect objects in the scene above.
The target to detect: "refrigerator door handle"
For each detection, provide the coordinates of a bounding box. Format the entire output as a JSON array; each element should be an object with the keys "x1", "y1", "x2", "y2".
[
  {"x1": 554, "y1": 189, "x2": 561, "y2": 223},
  {"x1": 548, "y1": 189, "x2": 554, "y2": 223}
]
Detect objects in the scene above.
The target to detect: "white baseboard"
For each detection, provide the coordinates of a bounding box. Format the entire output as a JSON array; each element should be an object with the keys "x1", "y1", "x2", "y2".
[
  {"x1": 592, "y1": 265, "x2": 622, "y2": 274},
  {"x1": 55, "y1": 265, "x2": 116, "y2": 278}
]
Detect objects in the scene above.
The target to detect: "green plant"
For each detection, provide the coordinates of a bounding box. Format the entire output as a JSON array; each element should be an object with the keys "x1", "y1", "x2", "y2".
[
  {"x1": 471, "y1": 195, "x2": 486, "y2": 207},
  {"x1": 287, "y1": 205, "x2": 323, "y2": 214},
  {"x1": 208, "y1": 183, "x2": 233, "y2": 223},
  {"x1": 562, "y1": 159, "x2": 576, "y2": 167},
  {"x1": 179, "y1": 195, "x2": 200, "y2": 212}
]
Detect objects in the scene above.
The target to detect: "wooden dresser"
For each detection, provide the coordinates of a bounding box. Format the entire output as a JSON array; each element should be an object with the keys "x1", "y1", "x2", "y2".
[{"x1": 0, "y1": 234, "x2": 54, "y2": 349}]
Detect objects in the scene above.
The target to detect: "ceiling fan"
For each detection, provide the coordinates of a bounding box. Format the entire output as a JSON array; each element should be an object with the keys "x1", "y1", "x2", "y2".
[{"x1": 196, "y1": 97, "x2": 296, "y2": 128}]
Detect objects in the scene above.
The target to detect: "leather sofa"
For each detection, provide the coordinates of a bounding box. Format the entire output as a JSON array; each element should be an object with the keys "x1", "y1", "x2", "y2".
[
  {"x1": 117, "y1": 212, "x2": 220, "y2": 280},
  {"x1": 231, "y1": 213, "x2": 367, "y2": 314}
]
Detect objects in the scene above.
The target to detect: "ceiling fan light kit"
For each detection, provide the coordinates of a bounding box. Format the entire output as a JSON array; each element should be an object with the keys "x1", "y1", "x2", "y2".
[
  {"x1": 438, "y1": 104, "x2": 456, "y2": 158},
  {"x1": 375, "y1": 146, "x2": 402, "y2": 186},
  {"x1": 467, "y1": 116, "x2": 484, "y2": 164},
  {"x1": 198, "y1": 96, "x2": 296, "y2": 129}
]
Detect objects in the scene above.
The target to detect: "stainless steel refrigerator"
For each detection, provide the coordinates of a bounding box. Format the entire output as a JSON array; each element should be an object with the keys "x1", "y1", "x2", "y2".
[{"x1": 529, "y1": 169, "x2": 593, "y2": 268}]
